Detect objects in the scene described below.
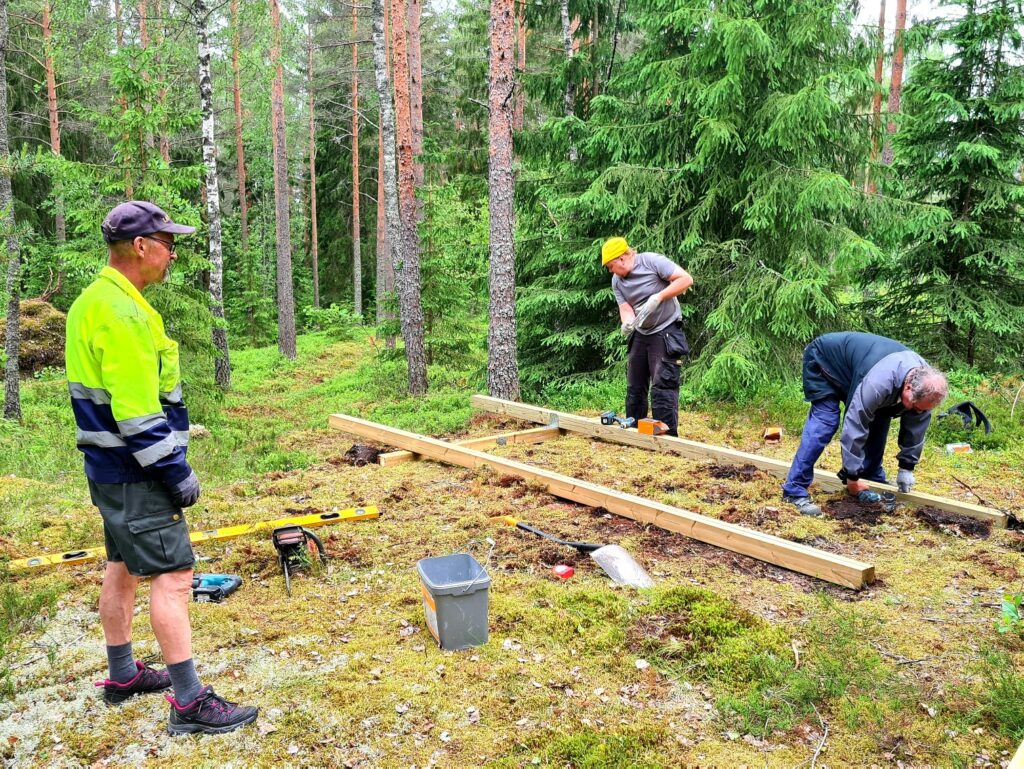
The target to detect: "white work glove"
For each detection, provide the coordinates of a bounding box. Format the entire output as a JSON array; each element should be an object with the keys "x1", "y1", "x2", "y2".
[
  {"x1": 170, "y1": 469, "x2": 201, "y2": 508},
  {"x1": 620, "y1": 320, "x2": 635, "y2": 337},
  {"x1": 639, "y1": 295, "x2": 662, "y2": 324},
  {"x1": 896, "y1": 468, "x2": 915, "y2": 493}
]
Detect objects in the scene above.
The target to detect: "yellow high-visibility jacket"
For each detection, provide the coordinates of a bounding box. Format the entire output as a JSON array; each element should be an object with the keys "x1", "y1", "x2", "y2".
[{"x1": 65, "y1": 266, "x2": 192, "y2": 486}]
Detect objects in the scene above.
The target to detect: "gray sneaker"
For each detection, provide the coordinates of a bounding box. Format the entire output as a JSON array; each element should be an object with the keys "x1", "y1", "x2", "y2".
[{"x1": 783, "y1": 495, "x2": 822, "y2": 517}]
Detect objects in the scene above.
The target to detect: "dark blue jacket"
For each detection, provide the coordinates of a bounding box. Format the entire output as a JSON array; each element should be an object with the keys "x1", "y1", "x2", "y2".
[{"x1": 802, "y1": 332, "x2": 930, "y2": 480}]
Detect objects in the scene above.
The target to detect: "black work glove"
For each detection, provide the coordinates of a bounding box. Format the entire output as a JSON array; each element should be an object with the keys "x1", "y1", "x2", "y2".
[{"x1": 170, "y1": 470, "x2": 201, "y2": 508}]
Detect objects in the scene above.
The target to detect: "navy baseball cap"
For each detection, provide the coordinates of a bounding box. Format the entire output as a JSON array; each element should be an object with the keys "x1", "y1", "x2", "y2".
[{"x1": 101, "y1": 201, "x2": 196, "y2": 243}]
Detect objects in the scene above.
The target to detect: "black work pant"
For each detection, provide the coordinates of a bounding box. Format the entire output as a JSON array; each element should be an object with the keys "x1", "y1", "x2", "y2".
[{"x1": 626, "y1": 323, "x2": 689, "y2": 437}]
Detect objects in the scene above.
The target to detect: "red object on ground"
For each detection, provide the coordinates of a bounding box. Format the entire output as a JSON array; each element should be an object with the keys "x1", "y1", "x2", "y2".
[{"x1": 552, "y1": 564, "x2": 574, "y2": 580}]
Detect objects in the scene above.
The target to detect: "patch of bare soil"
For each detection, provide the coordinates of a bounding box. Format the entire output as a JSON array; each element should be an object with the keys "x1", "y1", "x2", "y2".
[
  {"x1": 536, "y1": 544, "x2": 586, "y2": 567},
  {"x1": 720, "y1": 504, "x2": 781, "y2": 527},
  {"x1": 491, "y1": 475, "x2": 525, "y2": 488},
  {"x1": 967, "y1": 551, "x2": 1020, "y2": 581},
  {"x1": 915, "y1": 506, "x2": 992, "y2": 539},
  {"x1": 706, "y1": 463, "x2": 761, "y2": 482},
  {"x1": 702, "y1": 484, "x2": 740, "y2": 504},
  {"x1": 343, "y1": 443, "x2": 382, "y2": 466},
  {"x1": 641, "y1": 528, "x2": 871, "y2": 601},
  {"x1": 823, "y1": 497, "x2": 889, "y2": 527}
]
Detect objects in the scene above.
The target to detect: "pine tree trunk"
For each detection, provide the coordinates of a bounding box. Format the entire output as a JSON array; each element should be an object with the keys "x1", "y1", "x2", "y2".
[
  {"x1": 137, "y1": 0, "x2": 153, "y2": 165},
  {"x1": 351, "y1": 2, "x2": 362, "y2": 318},
  {"x1": 407, "y1": 0, "x2": 423, "y2": 192},
  {"x1": 375, "y1": 0, "x2": 394, "y2": 329},
  {"x1": 0, "y1": 0, "x2": 20, "y2": 420},
  {"x1": 42, "y1": 0, "x2": 64, "y2": 244},
  {"x1": 307, "y1": 22, "x2": 320, "y2": 309},
  {"x1": 513, "y1": 0, "x2": 526, "y2": 131},
  {"x1": 155, "y1": 0, "x2": 170, "y2": 163},
  {"x1": 606, "y1": 0, "x2": 623, "y2": 83},
  {"x1": 231, "y1": 0, "x2": 248, "y2": 252},
  {"x1": 196, "y1": 0, "x2": 230, "y2": 389},
  {"x1": 487, "y1": 0, "x2": 520, "y2": 401},
  {"x1": 559, "y1": 0, "x2": 577, "y2": 162},
  {"x1": 866, "y1": 0, "x2": 886, "y2": 192},
  {"x1": 270, "y1": 0, "x2": 296, "y2": 358},
  {"x1": 114, "y1": 0, "x2": 133, "y2": 197},
  {"x1": 389, "y1": 0, "x2": 427, "y2": 394},
  {"x1": 882, "y1": 0, "x2": 906, "y2": 166}
]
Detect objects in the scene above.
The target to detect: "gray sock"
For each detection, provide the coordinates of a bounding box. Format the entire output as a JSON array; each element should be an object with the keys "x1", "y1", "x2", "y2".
[
  {"x1": 166, "y1": 658, "x2": 203, "y2": 705},
  {"x1": 106, "y1": 642, "x2": 137, "y2": 683}
]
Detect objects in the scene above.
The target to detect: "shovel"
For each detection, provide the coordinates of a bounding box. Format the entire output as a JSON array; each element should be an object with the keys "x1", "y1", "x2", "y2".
[{"x1": 492, "y1": 516, "x2": 655, "y2": 588}]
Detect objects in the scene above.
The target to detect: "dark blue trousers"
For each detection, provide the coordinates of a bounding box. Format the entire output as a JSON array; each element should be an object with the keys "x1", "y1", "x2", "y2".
[{"x1": 781, "y1": 396, "x2": 890, "y2": 498}]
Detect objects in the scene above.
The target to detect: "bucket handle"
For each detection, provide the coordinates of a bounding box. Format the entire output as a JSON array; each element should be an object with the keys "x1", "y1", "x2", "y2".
[{"x1": 453, "y1": 537, "x2": 495, "y2": 594}]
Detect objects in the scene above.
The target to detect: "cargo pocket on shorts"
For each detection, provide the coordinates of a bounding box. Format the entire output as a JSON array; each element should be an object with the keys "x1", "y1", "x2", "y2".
[{"x1": 126, "y1": 509, "x2": 194, "y2": 575}]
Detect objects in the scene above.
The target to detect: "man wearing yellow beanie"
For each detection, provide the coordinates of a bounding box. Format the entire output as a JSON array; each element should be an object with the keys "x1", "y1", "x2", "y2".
[{"x1": 602, "y1": 237, "x2": 694, "y2": 436}]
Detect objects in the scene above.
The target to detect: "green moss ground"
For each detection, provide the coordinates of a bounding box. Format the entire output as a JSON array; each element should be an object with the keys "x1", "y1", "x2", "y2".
[{"x1": 1, "y1": 332, "x2": 1022, "y2": 767}]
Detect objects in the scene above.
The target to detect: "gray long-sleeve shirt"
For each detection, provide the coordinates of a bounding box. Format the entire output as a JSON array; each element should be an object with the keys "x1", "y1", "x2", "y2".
[{"x1": 840, "y1": 351, "x2": 931, "y2": 478}]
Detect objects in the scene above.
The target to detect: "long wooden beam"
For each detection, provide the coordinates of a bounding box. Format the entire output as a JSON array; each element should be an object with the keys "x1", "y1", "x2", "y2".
[
  {"x1": 378, "y1": 426, "x2": 563, "y2": 467},
  {"x1": 470, "y1": 395, "x2": 1007, "y2": 529},
  {"x1": 1010, "y1": 738, "x2": 1024, "y2": 769},
  {"x1": 329, "y1": 413, "x2": 875, "y2": 590}
]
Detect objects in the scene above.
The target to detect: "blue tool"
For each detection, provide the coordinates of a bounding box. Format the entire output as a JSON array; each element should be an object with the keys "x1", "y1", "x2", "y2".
[{"x1": 191, "y1": 574, "x2": 243, "y2": 603}]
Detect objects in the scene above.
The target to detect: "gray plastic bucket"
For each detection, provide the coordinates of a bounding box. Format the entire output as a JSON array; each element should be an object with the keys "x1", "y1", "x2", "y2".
[{"x1": 417, "y1": 553, "x2": 491, "y2": 650}]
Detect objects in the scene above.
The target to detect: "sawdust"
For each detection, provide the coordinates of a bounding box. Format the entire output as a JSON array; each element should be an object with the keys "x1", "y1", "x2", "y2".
[{"x1": 915, "y1": 506, "x2": 993, "y2": 539}]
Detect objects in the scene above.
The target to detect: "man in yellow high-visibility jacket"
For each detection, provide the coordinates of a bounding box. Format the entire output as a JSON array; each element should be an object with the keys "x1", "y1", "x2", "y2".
[{"x1": 66, "y1": 201, "x2": 256, "y2": 735}]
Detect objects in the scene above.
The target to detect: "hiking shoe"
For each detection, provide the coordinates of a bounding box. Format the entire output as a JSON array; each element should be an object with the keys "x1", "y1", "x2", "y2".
[
  {"x1": 783, "y1": 495, "x2": 822, "y2": 517},
  {"x1": 857, "y1": 489, "x2": 882, "y2": 504},
  {"x1": 95, "y1": 660, "x2": 171, "y2": 705},
  {"x1": 166, "y1": 686, "x2": 258, "y2": 735}
]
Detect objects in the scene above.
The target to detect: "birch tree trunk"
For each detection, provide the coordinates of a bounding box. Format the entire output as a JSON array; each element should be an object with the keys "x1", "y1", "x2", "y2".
[
  {"x1": 487, "y1": 0, "x2": 519, "y2": 401},
  {"x1": 375, "y1": 0, "x2": 394, "y2": 329},
  {"x1": 559, "y1": 0, "x2": 577, "y2": 162},
  {"x1": 231, "y1": 0, "x2": 248, "y2": 251},
  {"x1": 351, "y1": 2, "x2": 361, "y2": 318},
  {"x1": 195, "y1": 0, "x2": 230, "y2": 388},
  {"x1": 882, "y1": 0, "x2": 906, "y2": 166},
  {"x1": 307, "y1": 21, "x2": 320, "y2": 309},
  {"x1": 270, "y1": 0, "x2": 296, "y2": 358},
  {"x1": 866, "y1": 0, "x2": 886, "y2": 192},
  {"x1": 0, "y1": 0, "x2": 21, "y2": 420},
  {"x1": 390, "y1": 0, "x2": 427, "y2": 394},
  {"x1": 372, "y1": 0, "x2": 400, "y2": 340},
  {"x1": 513, "y1": 0, "x2": 526, "y2": 131}
]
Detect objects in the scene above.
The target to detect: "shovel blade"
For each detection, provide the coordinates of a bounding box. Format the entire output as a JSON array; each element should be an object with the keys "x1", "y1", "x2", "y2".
[{"x1": 590, "y1": 545, "x2": 655, "y2": 589}]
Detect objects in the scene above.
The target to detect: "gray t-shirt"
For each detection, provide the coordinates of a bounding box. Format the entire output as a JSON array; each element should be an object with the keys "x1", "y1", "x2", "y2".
[{"x1": 611, "y1": 252, "x2": 683, "y2": 335}]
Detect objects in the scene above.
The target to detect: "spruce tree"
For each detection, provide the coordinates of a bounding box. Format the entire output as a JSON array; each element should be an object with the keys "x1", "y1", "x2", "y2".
[
  {"x1": 517, "y1": 0, "x2": 932, "y2": 397},
  {"x1": 870, "y1": 0, "x2": 1024, "y2": 367}
]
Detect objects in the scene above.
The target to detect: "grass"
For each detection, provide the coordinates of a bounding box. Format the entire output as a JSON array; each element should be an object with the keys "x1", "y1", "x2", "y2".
[{"x1": 1, "y1": 328, "x2": 1023, "y2": 766}]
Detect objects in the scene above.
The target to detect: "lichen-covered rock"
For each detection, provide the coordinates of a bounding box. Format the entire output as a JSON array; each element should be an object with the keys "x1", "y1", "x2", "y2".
[{"x1": 0, "y1": 300, "x2": 66, "y2": 375}]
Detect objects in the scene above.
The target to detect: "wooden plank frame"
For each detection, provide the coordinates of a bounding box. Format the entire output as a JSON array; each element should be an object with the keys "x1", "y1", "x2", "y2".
[
  {"x1": 329, "y1": 413, "x2": 875, "y2": 590},
  {"x1": 378, "y1": 426, "x2": 563, "y2": 467},
  {"x1": 471, "y1": 395, "x2": 1008, "y2": 529}
]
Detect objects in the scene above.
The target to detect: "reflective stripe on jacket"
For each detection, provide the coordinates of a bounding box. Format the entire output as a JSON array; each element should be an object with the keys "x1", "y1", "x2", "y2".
[{"x1": 65, "y1": 266, "x2": 191, "y2": 485}]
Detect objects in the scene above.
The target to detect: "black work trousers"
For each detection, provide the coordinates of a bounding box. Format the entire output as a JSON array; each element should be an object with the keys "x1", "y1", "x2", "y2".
[{"x1": 625, "y1": 322, "x2": 689, "y2": 437}]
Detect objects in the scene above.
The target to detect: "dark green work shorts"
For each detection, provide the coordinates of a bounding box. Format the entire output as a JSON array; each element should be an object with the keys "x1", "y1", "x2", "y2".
[{"x1": 88, "y1": 479, "x2": 196, "y2": 577}]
